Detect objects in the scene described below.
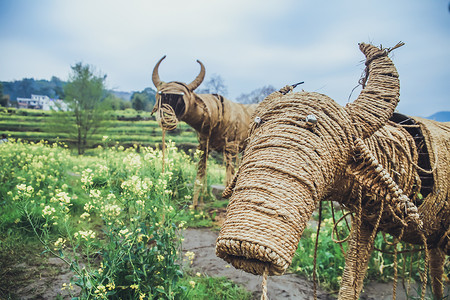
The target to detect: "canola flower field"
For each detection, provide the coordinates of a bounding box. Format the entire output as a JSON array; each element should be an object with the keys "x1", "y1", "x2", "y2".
[
  {"x1": 0, "y1": 138, "x2": 252, "y2": 299},
  {"x1": 0, "y1": 138, "x2": 447, "y2": 299}
]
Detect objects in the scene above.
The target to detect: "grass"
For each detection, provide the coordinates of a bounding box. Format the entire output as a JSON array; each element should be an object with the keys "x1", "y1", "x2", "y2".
[{"x1": 181, "y1": 275, "x2": 252, "y2": 300}]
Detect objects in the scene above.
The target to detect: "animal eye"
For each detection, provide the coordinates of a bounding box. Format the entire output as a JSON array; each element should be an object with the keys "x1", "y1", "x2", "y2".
[{"x1": 305, "y1": 114, "x2": 318, "y2": 127}]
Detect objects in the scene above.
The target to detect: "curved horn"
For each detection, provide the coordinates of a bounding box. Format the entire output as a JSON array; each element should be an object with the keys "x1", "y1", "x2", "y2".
[
  {"x1": 187, "y1": 60, "x2": 206, "y2": 91},
  {"x1": 345, "y1": 43, "x2": 402, "y2": 139},
  {"x1": 152, "y1": 55, "x2": 166, "y2": 88}
]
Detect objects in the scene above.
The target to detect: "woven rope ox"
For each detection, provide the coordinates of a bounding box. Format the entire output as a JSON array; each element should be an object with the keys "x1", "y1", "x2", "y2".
[
  {"x1": 151, "y1": 56, "x2": 257, "y2": 206},
  {"x1": 216, "y1": 42, "x2": 449, "y2": 300}
]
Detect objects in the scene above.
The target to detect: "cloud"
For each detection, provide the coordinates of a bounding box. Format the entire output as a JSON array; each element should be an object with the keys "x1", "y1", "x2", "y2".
[
  {"x1": 0, "y1": 37, "x2": 70, "y2": 81},
  {"x1": 0, "y1": 0, "x2": 448, "y2": 116}
]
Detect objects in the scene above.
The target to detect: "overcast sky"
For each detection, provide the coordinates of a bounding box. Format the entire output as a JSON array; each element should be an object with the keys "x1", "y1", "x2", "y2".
[{"x1": 0, "y1": 0, "x2": 449, "y2": 117}]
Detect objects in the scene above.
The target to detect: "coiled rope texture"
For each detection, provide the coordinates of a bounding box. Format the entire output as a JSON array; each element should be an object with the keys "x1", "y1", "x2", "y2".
[
  {"x1": 217, "y1": 90, "x2": 355, "y2": 276},
  {"x1": 217, "y1": 43, "x2": 449, "y2": 299}
]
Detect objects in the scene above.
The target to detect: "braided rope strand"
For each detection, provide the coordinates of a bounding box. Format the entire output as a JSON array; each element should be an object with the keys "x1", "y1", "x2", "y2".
[{"x1": 261, "y1": 265, "x2": 269, "y2": 300}]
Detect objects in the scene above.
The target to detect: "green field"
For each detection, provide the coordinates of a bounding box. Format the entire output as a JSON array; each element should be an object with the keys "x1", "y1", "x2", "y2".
[
  {"x1": 0, "y1": 107, "x2": 198, "y2": 150},
  {"x1": 0, "y1": 138, "x2": 254, "y2": 299}
]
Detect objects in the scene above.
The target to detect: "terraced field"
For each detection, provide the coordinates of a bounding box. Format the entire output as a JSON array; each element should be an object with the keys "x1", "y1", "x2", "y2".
[{"x1": 0, "y1": 108, "x2": 198, "y2": 150}]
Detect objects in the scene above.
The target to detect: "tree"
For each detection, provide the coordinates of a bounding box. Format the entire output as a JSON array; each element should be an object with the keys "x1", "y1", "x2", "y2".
[
  {"x1": 51, "y1": 63, "x2": 109, "y2": 154},
  {"x1": 197, "y1": 74, "x2": 228, "y2": 96},
  {"x1": 1, "y1": 77, "x2": 65, "y2": 107},
  {"x1": 0, "y1": 83, "x2": 9, "y2": 107},
  {"x1": 131, "y1": 94, "x2": 145, "y2": 111},
  {"x1": 17, "y1": 78, "x2": 35, "y2": 99},
  {"x1": 130, "y1": 88, "x2": 156, "y2": 112},
  {"x1": 103, "y1": 93, "x2": 129, "y2": 110},
  {"x1": 49, "y1": 76, "x2": 65, "y2": 99},
  {"x1": 236, "y1": 85, "x2": 276, "y2": 104}
]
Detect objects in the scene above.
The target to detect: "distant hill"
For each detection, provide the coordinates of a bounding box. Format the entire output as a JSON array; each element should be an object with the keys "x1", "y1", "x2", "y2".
[
  {"x1": 2, "y1": 77, "x2": 65, "y2": 102},
  {"x1": 1, "y1": 78, "x2": 142, "y2": 104},
  {"x1": 426, "y1": 111, "x2": 450, "y2": 122},
  {"x1": 111, "y1": 90, "x2": 133, "y2": 101}
]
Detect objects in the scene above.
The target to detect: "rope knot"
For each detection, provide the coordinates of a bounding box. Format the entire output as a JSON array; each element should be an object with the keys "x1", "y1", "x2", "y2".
[
  {"x1": 396, "y1": 194, "x2": 423, "y2": 230},
  {"x1": 279, "y1": 85, "x2": 294, "y2": 95}
]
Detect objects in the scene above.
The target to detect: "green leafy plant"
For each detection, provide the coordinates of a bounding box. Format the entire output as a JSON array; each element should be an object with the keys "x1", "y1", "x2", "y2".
[
  {"x1": 290, "y1": 203, "x2": 445, "y2": 296},
  {"x1": 1, "y1": 138, "x2": 228, "y2": 299},
  {"x1": 181, "y1": 275, "x2": 251, "y2": 300}
]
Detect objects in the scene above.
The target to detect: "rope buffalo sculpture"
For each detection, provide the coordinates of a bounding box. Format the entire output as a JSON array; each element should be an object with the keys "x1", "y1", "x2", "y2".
[
  {"x1": 216, "y1": 43, "x2": 449, "y2": 299},
  {"x1": 151, "y1": 56, "x2": 257, "y2": 206}
]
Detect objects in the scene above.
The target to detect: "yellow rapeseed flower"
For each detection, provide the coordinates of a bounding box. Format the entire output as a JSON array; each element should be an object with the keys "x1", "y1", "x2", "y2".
[
  {"x1": 178, "y1": 221, "x2": 186, "y2": 229},
  {"x1": 119, "y1": 228, "x2": 129, "y2": 236},
  {"x1": 95, "y1": 284, "x2": 106, "y2": 294},
  {"x1": 16, "y1": 184, "x2": 26, "y2": 191},
  {"x1": 185, "y1": 251, "x2": 195, "y2": 264},
  {"x1": 42, "y1": 205, "x2": 56, "y2": 216},
  {"x1": 189, "y1": 280, "x2": 196, "y2": 288},
  {"x1": 137, "y1": 234, "x2": 146, "y2": 243},
  {"x1": 80, "y1": 212, "x2": 90, "y2": 219},
  {"x1": 106, "y1": 281, "x2": 115, "y2": 290},
  {"x1": 74, "y1": 230, "x2": 96, "y2": 241},
  {"x1": 54, "y1": 237, "x2": 66, "y2": 248}
]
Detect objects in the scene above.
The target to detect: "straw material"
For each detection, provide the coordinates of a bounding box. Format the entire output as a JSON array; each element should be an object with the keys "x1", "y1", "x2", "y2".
[
  {"x1": 151, "y1": 57, "x2": 257, "y2": 205},
  {"x1": 415, "y1": 118, "x2": 450, "y2": 246},
  {"x1": 346, "y1": 42, "x2": 403, "y2": 139},
  {"x1": 217, "y1": 92, "x2": 353, "y2": 276},
  {"x1": 216, "y1": 42, "x2": 449, "y2": 300}
]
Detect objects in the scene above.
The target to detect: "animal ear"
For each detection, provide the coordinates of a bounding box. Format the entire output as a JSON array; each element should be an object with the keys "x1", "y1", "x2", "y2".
[
  {"x1": 345, "y1": 43, "x2": 402, "y2": 139},
  {"x1": 187, "y1": 60, "x2": 206, "y2": 91},
  {"x1": 152, "y1": 55, "x2": 166, "y2": 88}
]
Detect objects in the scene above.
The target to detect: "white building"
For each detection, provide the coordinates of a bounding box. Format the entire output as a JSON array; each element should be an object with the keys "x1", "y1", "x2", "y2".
[{"x1": 17, "y1": 94, "x2": 68, "y2": 111}]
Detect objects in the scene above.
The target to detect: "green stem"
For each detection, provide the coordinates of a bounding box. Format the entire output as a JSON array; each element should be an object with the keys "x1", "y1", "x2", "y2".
[{"x1": 24, "y1": 207, "x2": 82, "y2": 277}]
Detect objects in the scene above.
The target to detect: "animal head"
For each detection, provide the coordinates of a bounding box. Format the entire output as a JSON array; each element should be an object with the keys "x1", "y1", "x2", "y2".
[
  {"x1": 216, "y1": 43, "x2": 401, "y2": 275},
  {"x1": 152, "y1": 56, "x2": 206, "y2": 120}
]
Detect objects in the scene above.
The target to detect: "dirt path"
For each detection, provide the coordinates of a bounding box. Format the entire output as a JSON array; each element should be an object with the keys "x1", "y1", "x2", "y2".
[
  {"x1": 3, "y1": 255, "x2": 80, "y2": 299},
  {"x1": 182, "y1": 228, "x2": 435, "y2": 300},
  {"x1": 182, "y1": 228, "x2": 335, "y2": 299},
  {"x1": 4, "y1": 227, "x2": 439, "y2": 299}
]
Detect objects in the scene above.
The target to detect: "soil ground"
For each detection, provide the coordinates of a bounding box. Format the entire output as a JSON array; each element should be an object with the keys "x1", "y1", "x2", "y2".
[{"x1": 2, "y1": 226, "x2": 441, "y2": 300}]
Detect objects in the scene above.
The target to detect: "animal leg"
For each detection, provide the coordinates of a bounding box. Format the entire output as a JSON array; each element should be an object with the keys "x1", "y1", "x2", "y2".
[
  {"x1": 429, "y1": 247, "x2": 445, "y2": 300},
  {"x1": 192, "y1": 144, "x2": 208, "y2": 208},
  {"x1": 338, "y1": 221, "x2": 375, "y2": 300}
]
